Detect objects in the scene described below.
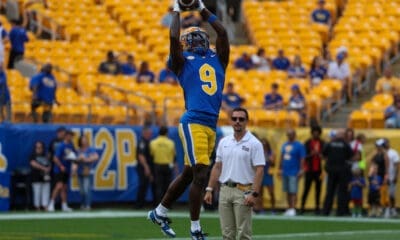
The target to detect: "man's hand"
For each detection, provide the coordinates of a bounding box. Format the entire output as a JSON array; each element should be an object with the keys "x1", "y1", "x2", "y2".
[
  {"x1": 244, "y1": 193, "x2": 256, "y2": 207},
  {"x1": 204, "y1": 191, "x2": 213, "y2": 205},
  {"x1": 297, "y1": 170, "x2": 304, "y2": 178}
]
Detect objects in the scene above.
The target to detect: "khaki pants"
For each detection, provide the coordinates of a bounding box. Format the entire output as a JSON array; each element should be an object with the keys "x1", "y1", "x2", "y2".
[{"x1": 219, "y1": 185, "x2": 252, "y2": 240}]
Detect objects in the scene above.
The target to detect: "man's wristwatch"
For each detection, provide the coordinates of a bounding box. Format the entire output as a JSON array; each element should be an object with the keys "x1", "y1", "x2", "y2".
[{"x1": 251, "y1": 191, "x2": 259, "y2": 198}]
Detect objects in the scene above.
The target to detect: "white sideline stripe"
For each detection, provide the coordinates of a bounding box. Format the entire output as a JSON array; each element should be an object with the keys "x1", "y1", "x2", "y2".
[
  {"x1": 158, "y1": 230, "x2": 400, "y2": 240},
  {"x1": 1, "y1": 211, "x2": 400, "y2": 224}
]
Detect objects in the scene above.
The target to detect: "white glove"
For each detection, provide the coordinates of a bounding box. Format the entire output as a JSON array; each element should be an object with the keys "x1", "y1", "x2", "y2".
[
  {"x1": 197, "y1": 0, "x2": 206, "y2": 11},
  {"x1": 173, "y1": 0, "x2": 181, "y2": 12}
]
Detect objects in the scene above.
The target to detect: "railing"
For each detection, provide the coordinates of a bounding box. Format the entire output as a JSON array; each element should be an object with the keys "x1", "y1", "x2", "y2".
[{"x1": 25, "y1": 10, "x2": 64, "y2": 40}]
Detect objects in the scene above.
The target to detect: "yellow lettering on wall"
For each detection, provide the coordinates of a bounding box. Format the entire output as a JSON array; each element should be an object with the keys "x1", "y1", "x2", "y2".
[
  {"x1": 94, "y1": 128, "x2": 115, "y2": 190},
  {"x1": 0, "y1": 144, "x2": 7, "y2": 172},
  {"x1": 116, "y1": 129, "x2": 137, "y2": 190}
]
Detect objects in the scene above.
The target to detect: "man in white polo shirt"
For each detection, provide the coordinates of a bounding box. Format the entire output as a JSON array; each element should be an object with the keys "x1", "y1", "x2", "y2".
[{"x1": 204, "y1": 107, "x2": 265, "y2": 240}]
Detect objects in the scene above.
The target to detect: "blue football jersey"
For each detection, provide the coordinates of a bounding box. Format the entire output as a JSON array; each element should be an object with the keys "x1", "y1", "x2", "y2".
[{"x1": 173, "y1": 49, "x2": 225, "y2": 129}]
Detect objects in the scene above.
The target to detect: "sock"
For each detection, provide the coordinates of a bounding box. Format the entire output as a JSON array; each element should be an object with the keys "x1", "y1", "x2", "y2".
[
  {"x1": 190, "y1": 220, "x2": 201, "y2": 232},
  {"x1": 156, "y1": 204, "x2": 169, "y2": 217}
]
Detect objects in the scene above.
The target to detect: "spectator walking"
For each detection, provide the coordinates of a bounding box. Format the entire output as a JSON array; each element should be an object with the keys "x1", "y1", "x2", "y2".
[
  {"x1": 322, "y1": 129, "x2": 353, "y2": 216},
  {"x1": 221, "y1": 82, "x2": 245, "y2": 113},
  {"x1": 272, "y1": 49, "x2": 290, "y2": 71},
  {"x1": 254, "y1": 137, "x2": 276, "y2": 214},
  {"x1": 383, "y1": 138, "x2": 399, "y2": 217},
  {"x1": 72, "y1": 135, "x2": 99, "y2": 210},
  {"x1": 368, "y1": 163, "x2": 382, "y2": 217},
  {"x1": 348, "y1": 165, "x2": 365, "y2": 218},
  {"x1": 30, "y1": 63, "x2": 58, "y2": 123},
  {"x1": 150, "y1": 126, "x2": 176, "y2": 205},
  {"x1": 301, "y1": 126, "x2": 324, "y2": 215},
  {"x1": 120, "y1": 54, "x2": 136, "y2": 76},
  {"x1": 263, "y1": 83, "x2": 283, "y2": 110},
  {"x1": 251, "y1": 48, "x2": 271, "y2": 72},
  {"x1": 30, "y1": 141, "x2": 51, "y2": 211},
  {"x1": 279, "y1": 129, "x2": 306, "y2": 216},
  {"x1": 136, "y1": 61, "x2": 155, "y2": 83},
  {"x1": 47, "y1": 129, "x2": 75, "y2": 212},
  {"x1": 136, "y1": 126, "x2": 156, "y2": 209},
  {"x1": 8, "y1": 19, "x2": 28, "y2": 69},
  {"x1": 0, "y1": 65, "x2": 11, "y2": 122},
  {"x1": 204, "y1": 107, "x2": 265, "y2": 239},
  {"x1": 98, "y1": 51, "x2": 120, "y2": 75}
]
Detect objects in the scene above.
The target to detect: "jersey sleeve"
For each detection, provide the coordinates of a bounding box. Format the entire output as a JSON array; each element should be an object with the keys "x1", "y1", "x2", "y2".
[
  {"x1": 215, "y1": 138, "x2": 224, "y2": 163},
  {"x1": 251, "y1": 141, "x2": 266, "y2": 166}
]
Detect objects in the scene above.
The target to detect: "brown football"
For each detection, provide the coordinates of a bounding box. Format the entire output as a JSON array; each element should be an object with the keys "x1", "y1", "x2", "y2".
[{"x1": 178, "y1": 0, "x2": 199, "y2": 11}]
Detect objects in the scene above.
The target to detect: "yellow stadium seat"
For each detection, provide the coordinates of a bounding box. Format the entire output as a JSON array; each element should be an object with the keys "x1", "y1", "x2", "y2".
[
  {"x1": 370, "y1": 111, "x2": 385, "y2": 128},
  {"x1": 348, "y1": 110, "x2": 371, "y2": 129},
  {"x1": 252, "y1": 109, "x2": 277, "y2": 127}
]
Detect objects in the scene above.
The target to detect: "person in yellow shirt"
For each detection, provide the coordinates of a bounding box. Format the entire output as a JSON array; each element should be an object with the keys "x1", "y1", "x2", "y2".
[
  {"x1": 375, "y1": 67, "x2": 398, "y2": 94},
  {"x1": 150, "y1": 126, "x2": 177, "y2": 204}
]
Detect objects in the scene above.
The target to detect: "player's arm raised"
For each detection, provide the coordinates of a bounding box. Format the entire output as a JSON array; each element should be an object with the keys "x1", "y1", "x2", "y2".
[
  {"x1": 199, "y1": 3, "x2": 230, "y2": 70},
  {"x1": 169, "y1": 1, "x2": 185, "y2": 75}
]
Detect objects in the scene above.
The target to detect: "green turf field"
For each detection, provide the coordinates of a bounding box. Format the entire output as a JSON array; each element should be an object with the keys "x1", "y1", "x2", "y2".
[{"x1": 0, "y1": 211, "x2": 400, "y2": 240}]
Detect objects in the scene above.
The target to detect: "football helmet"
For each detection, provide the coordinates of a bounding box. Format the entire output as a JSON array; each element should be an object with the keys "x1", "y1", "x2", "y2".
[{"x1": 180, "y1": 27, "x2": 209, "y2": 55}]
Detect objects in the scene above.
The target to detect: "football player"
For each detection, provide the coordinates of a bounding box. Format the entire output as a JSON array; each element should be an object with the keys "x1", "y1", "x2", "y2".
[{"x1": 148, "y1": 0, "x2": 229, "y2": 239}]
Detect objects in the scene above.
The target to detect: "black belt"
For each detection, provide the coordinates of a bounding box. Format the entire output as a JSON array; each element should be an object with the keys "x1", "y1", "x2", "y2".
[{"x1": 222, "y1": 181, "x2": 251, "y2": 188}]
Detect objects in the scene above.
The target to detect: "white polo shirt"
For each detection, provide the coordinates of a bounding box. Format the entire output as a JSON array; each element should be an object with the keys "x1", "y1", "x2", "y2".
[
  {"x1": 216, "y1": 131, "x2": 265, "y2": 185},
  {"x1": 387, "y1": 148, "x2": 400, "y2": 181},
  {"x1": 327, "y1": 61, "x2": 350, "y2": 81}
]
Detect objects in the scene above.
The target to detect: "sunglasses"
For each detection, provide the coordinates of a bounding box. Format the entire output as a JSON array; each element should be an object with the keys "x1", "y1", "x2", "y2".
[{"x1": 231, "y1": 117, "x2": 246, "y2": 122}]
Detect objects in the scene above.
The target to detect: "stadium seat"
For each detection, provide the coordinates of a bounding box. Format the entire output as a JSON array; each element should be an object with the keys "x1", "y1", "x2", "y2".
[{"x1": 348, "y1": 110, "x2": 371, "y2": 129}]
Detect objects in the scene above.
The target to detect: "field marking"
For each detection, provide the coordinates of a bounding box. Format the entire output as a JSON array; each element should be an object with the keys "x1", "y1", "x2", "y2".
[
  {"x1": 140, "y1": 230, "x2": 400, "y2": 240},
  {"x1": 1, "y1": 210, "x2": 400, "y2": 224}
]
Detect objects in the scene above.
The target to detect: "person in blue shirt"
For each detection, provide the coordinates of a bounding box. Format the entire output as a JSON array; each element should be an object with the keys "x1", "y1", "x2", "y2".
[
  {"x1": 349, "y1": 166, "x2": 366, "y2": 218},
  {"x1": 120, "y1": 54, "x2": 136, "y2": 76},
  {"x1": 368, "y1": 163, "x2": 383, "y2": 217},
  {"x1": 279, "y1": 129, "x2": 306, "y2": 216},
  {"x1": 7, "y1": 19, "x2": 28, "y2": 69},
  {"x1": 384, "y1": 96, "x2": 400, "y2": 128},
  {"x1": 288, "y1": 84, "x2": 306, "y2": 125},
  {"x1": 309, "y1": 56, "x2": 327, "y2": 86},
  {"x1": 234, "y1": 52, "x2": 253, "y2": 70},
  {"x1": 136, "y1": 61, "x2": 155, "y2": 83},
  {"x1": 288, "y1": 55, "x2": 306, "y2": 78},
  {"x1": 272, "y1": 49, "x2": 290, "y2": 71},
  {"x1": 72, "y1": 134, "x2": 99, "y2": 210},
  {"x1": 47, "y1": 129, "x2": 76, "y2": 212},
  {"x1": 148, "y1": 1, "x2": 229, "y2": 238},
  {"x1": 98, "y1": 51, "x2": 120, "y2": 75},
  {"x1": 311, "y1": 0, "x2": 331, "y2": 26},
  {"x1": 158, "y1": 63, "x2": 178, "y2": 84},
  {"x1": 0, "y1": 66, "x2": 11, "y2": 122},
  {"x1": 30, "y1": 63, "x2": 58, "y2": 123},
  {"x1": 264, "y1": 83, "x2": 283, "y2": 110},
  {"x1": 221, "y1": 82, "x2": 245, "y2": 112}
]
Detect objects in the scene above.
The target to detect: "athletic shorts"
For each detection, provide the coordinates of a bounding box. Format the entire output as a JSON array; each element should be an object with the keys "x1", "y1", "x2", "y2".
[
  {"x1": 54, "y1": 172, "x2": 69, "y2": 184},
  {"x1": 178, "y1": 123, "x2": 215, "y2": 166},
  {"x1": 262, "y1": 173, "x2": 274, "y2": 186},
  {"x1": 282, "y1": 176, "x2": 298, "y2": 194}
]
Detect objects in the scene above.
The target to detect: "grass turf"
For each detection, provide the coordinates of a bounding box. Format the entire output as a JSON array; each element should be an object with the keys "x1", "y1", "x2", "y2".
[{"x1": 0, "y1": 211, "x2": 400, "y2": 240}]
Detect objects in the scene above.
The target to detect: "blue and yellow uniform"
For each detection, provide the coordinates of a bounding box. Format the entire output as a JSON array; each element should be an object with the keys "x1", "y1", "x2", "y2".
[{"x1": 173, "y1": 49, "x2": 225, "y2": 166}]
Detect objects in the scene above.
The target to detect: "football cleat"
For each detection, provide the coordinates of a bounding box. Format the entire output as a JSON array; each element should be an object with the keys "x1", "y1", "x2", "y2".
[
  {"x1": 190, "y1": 229, "x2": 208, "y2": 240},
  {"x1": 148, "y1": 210, "x2": 176, "y2": 238}
]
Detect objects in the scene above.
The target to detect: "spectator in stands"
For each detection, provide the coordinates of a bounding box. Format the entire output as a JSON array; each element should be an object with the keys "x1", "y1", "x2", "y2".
[
  {"x1": 0, "y1": 64, "x2": 11, "y2": 122},
  {"x1": 181, "y1": 12, "x2": 202, "y2": 28},
  {"x1": 221, "y1": 82, "x2": 245, "y2": 113},
  {"x1": 327, "y1": 52, "x2": 351, "y2": 101},
  {"x1": 279, "y1": 129, "x2": 306, "y2": 217},
  {"x1": 251, "y1": 48, "x2": 271, "y2": 72},
  {"x1": 161, "y1": 6, "x2": 174, "y2": 28},
  {"x1": 234, "y1": 52, "x2": 253, "y2": 71},
  {"x1": 272, "y1": 49, "x2": 290, "y2": 71},
  {"x1": 48, "y1": 129, "x2": 75, "y2": 212},
  {"x1": 150, "y1": 126, "x2": 176, "y2": 205},
  {"x1": 288, "y1": 55, "x2": 307, "y2": 78},
  {"x1": 375, "y1": 67, "x2": 397, "y2": 94},
  {"x1": 311, "y1": 0, "x2": 331, "y2": 27},
  {"x1": 226, "y1": 0, "x2": 242, "y2": 22},
  {"x1": 309, "y1": 56, "x2": 327, "y2": 86},
  {"x1": 30, "y1": 140, "x2": 51, "y2": 211},
  {"x1": 158, "y1": 64, "x2": 178, "y2": 84},
  {"x1": 368, "y1": 163, "x2": 382, "y2": 217},
  {"x1": 136, "y1": 61, "x2": 155, "y2": 83},
  {"x1": 322, "y1": 129, "x2": 353, "y2": 216},
  {"x1": 288, "y1": 84, "x2": 306, "y2": 125},
  {"x1": 383, "y1": 138, "x2": 400, "y2": 217},
  {"x1": 136, "y1": 126, "x2": 156, "y2": 209},
  {"x1": 8, "y1": 19, "x2": 29, "y2": 69},
  {"x1": 98, "y1": 51, "x2": 121, "y2": 75},
  {"x1": 263, "y1": 83, "x2": 283, "y2": 110},
  {"x1": 30, "y1": 63, "x2": 58, "y2": 123},
  {"x1": 120, "y1": 54, "x2": 136, "y2": 76},
  {"x1": 254, "y1": 137, "x2": 276, "y2": 214},
  {"x1": 384, "y1": 96, "x2": 400, "y2": 128},
  {"x1": 72, "y1": 135, "x2": 99, "y2": 210},
  {"x1": 301, "y1": 125, "x2": 324, "y2": 215},
  {"x1": 0, "y1": 21, "x2": 8, "y2": 66}
]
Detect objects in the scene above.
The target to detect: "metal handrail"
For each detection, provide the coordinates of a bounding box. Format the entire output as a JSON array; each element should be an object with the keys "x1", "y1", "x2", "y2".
[{"x1": 26, "y1": 10, "x2": 63, "y2": 40}]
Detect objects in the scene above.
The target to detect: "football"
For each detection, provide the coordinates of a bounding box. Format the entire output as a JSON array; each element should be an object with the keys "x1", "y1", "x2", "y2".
[{"x1": 178, "y1": 0, "x2": 199, "y2": 11}]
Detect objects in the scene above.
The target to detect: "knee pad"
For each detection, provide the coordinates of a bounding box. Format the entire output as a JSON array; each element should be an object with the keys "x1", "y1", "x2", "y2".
[{"x1": 192, "y1": 165, "x2": 209, "y2": 189}]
